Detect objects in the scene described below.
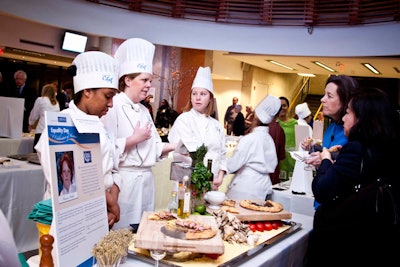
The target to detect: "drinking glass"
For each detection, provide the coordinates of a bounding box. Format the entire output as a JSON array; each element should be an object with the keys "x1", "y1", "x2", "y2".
[{"x1": 150, "y1": 249, "x2": 166, "y2": 267}]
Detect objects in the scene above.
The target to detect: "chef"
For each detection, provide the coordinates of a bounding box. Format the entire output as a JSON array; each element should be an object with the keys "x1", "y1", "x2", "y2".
[
  {"x1": 101, "y1": 38, "x2": 176, "y2": 230},
  {"x1": 226, "y1": 95, "x2": 281, "y2": 200}
]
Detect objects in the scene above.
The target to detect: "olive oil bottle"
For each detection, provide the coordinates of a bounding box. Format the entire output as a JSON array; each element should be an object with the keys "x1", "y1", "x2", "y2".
[{"x1": 177, "y1": 175, "x2": 191, "y2": 218}]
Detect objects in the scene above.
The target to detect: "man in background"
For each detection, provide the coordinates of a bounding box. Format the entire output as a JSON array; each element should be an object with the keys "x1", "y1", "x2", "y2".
[
  {"x1": 224, "y1": 96, "x2": 238, "y2": 135},
  {"x1": 14, "y1": 70, "x2": 37, "y2": 133}
]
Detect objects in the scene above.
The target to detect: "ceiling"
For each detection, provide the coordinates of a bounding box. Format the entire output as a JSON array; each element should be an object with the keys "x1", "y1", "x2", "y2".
[
  {"x1": 2, "y1": 47, "x2": 399, "y2": 80},
  {"x1": 222, "y1": 53, "x2": 400, "y2": 79}
]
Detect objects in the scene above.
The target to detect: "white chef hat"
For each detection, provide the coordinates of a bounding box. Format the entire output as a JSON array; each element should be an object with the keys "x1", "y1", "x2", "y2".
[
  {"x1": 114, "y1": 38, "x2": 155, "y2": 79},
  {"x1": 295, "y1": 102, "x2": 311, "y2": 119},
  {"x1": 191, "y1": 66, "x2": 214, "y2": 94},
  {"x1": 255, "y1": 95, "x2": 281, "y2": 124},
  {"x1": 72, "y1": 51, "x2": 119, "y2": 93}
]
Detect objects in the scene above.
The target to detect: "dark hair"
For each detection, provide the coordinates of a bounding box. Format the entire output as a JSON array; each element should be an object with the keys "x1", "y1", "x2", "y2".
[
  {"x1": 347, "y1": 87, "x2": 400, "y2": 147},
  {"x1": 279, "y1": 96, "x2": 290, "y2": 106},
  {"x1": 325, "y1": 75, "x2": 359, "y2": 123}
]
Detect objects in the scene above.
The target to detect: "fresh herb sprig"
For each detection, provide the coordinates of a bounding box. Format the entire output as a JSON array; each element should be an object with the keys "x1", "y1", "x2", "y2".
[{"x1": 189, "y1": 144, "x2": 212, "y2": 199}]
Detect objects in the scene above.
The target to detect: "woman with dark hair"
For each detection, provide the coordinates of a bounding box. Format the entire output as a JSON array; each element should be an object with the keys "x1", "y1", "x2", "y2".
[
  {"x1": 155, "y1": 99, "x2": 172, "y2": 129},
  {"x1": 305, "y1": 87, "x2": 400, "y2": 266}
]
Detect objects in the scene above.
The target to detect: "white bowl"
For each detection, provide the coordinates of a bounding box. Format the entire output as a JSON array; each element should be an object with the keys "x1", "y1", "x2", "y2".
[{"x1": 204, "y1": 191, "x2": 226, "y2": 209}]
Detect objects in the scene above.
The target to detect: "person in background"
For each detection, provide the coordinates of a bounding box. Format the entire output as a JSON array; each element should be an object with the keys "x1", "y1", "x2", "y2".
[
  {"x1": 168, "y1": 66, "x2": 227, "y2": 190},
  {"x1": 244, "y1": 104, "x2": 254, "y2": 134},
  {"x1": 57, "y1": 81, "x2": 73, "y2": 110},
  {"x1": 28, "y1": 84, "x2": 60, "y2": 148},
  {"x1": 232, "y1": 104, "x2": 245, "y2": 136},
  {"x1": 277, "y1": 96, "x2": 297, "y2": 179},
  {"x1": 155, "y1": 98, "x2": 173, "y2": 129},
  {"x1": 226, "y1": 95, "x2": 281, "y2": 200},
  {"x1": 140, "y1": 94, "x2": 154, "y2": 121},
  {"x1": 268, "y1": 107, "x2": 286, "y2": 185},
  {"x1": 14, "y1": 70, "x2": 37, "y2": 133},
  {"x1": 101, "y1": 38, "x2": 176, "y2": 231},
  {"x1": 305, "y1": 87, "x2": 400, "y2": 266},
  {"x1": 35, "y1": 51, "x2": 122, "y2": 229},
  {"x1": 295, "y1": 102, "x2": 313, "y2": 138},
  {"x1": 224, "y1": 96, "x2": 238, "y2": 135},
  {"x1": 302, "y1": 75, "x2": 360, "y2": 210},
  {"x1": 58, "y1": 152, "x2": 76, "y2": 196},
  {"x1": 0, "y1": 71, "x2": 9, "y2": 97}
]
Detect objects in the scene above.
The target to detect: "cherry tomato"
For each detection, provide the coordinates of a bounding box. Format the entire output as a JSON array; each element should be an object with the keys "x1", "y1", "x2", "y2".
[
  {"x1": 248, "y1": 223, "x2": 257, "y2": 232},
  {"x1": 271, "y1": 222, "x2": 280, "y2": 230},
  {"x1": 263, "y1": 222, "x2": 273, "y2": 231},
  {"x1": 256, "y1": 222, "x2": 265, "y2": 232},
  {"x1": 204, "y1": 253, "x2": 222, "y2": 259},
  {"x1": 274, "y1": 220, "x2": 283, "y2": 227}
]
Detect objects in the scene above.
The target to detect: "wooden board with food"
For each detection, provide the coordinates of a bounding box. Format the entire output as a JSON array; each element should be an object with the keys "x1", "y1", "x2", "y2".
[
  {"x1": 207, "y1": 199, "x2": 292, "y2": 221},
  {"x1": 135, "y1": 211, "x2": 224, "y2": 254}
]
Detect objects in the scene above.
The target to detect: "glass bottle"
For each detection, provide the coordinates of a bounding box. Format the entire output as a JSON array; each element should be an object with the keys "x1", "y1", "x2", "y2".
[
  {"x1": 177, "y1": 175, "x2": 191, "y2": 219},
  {"x1": 167, "y1": 191, "x2": 178, "y2": 215},
  {"x1": 207, "y1": 159, "x2": 214, "y2": 181}
]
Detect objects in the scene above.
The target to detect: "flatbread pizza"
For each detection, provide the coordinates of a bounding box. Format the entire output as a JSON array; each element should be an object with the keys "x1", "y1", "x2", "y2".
[
  {"x1": 239, "y1": 200, "x2": 283, "y2": 213},
  {"x1": 165, "y1": 219, "x2": 217, "y2": 240}
]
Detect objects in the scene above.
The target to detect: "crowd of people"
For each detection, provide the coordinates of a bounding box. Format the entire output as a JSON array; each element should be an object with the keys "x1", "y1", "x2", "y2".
[{"x1": 1, "y1": 37, "x2": 399, "y2": 265}]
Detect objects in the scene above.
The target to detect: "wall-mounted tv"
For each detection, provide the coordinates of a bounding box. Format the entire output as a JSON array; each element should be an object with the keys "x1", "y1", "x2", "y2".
[{"x1": 61, "y1": 32, "x2": 87, "y2": 53}]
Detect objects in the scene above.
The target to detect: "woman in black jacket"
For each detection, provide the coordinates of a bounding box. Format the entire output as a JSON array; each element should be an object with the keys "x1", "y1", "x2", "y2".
[{"x1": 305, "y1": 87, "x2": 400, "y2": 267}]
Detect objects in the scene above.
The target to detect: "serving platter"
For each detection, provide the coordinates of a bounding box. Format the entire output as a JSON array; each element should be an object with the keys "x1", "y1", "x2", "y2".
[{"x1": 128, "y1": 220, "x2": 301, "y2": 267}]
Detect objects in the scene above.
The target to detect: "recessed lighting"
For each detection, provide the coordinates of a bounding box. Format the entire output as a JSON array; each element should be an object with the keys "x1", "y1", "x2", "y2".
[
  {"x1": 312, "y1": 61, "x2": 336, "y2": 72},
  {"x1": 267, "y1": 60, "x2": 296, "y2": 71},
  {"x1": 362, "y1": 63, "x2": 381, "y2": 75},
  {"x1": 297, "y1": 73, "x2": 316, "y2": 77}
]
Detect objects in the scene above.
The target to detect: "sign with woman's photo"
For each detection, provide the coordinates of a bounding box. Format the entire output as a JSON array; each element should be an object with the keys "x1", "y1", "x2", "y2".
[{"x1": 40, "y1": 111, "x2": 108, "y2": 267}]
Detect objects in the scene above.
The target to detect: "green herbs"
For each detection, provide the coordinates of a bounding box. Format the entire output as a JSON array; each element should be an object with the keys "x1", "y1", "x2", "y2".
[
  {"x1": 191, "y1": 162, "x2": 212, "y2": 199},
  {"x1": 190, "y1": 144, "x2": 212, "y2": 200},
  {"x1": 189, "y1": 144, "x2": 208, "y2": 167}
]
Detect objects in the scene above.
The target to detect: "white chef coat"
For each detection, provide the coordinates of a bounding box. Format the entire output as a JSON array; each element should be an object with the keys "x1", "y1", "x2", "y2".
[
  {"x1": 226, "y1": 126, "x2": 277, "y2": 200},
  {"x1": 29, "y1": 96, "x2": 60, "y2": 134},
  {"x1": 101, "y1": 92, "x2": 166, "y2": 228},
  {"x1": 297, "y1": 118, "x2": 313, "y2": 138},
  {"x1": 168, "y1": 108, "x2": 227, "y2": 177}
]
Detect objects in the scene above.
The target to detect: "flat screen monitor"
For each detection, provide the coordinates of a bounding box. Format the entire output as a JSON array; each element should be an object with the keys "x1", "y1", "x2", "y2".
[{"x1": 61, "y1": 32, "x2": 87, "y2": 53}]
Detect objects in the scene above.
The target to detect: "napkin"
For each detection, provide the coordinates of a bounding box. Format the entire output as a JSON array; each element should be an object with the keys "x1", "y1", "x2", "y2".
[{"x1": 27, "y1": 199, "x2": 53, "y2": 225}]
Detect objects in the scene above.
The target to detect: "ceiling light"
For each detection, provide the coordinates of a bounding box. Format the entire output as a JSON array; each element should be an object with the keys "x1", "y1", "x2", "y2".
[
  {"x1": 267, "y1": 60, "x2": 296, "y2": 71},
  {"x1": 312, "y1": 61, "x2": 336, "y2": 72},
  {"x1": 297, "y1": 73, "x2": 316, "y2": 77},
  {"x1": 362, "y1": 63, "x2": 381, "y2": 75}
]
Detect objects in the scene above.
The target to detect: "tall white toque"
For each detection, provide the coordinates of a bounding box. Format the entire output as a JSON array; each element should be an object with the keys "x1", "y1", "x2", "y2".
[
  {"x1": 295, "y1": 102, "x2": 311, "y2": 119},
  {"x1": 114, "y1": 38, "x2": 155, "y2": 79},
  {"x1": 255, "y1": 95, "x2": 281, "y2": 124},
  {"x1": 72, "y1": 51, "x2": 119, "y2": 93},
  {"x1": 191, "y1": 66, "x2": 214, "y2": 94}
]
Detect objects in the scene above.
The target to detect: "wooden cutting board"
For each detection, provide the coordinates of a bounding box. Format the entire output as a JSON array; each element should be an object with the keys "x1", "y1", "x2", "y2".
[
  {"x1": 135, "y1": 211, "x2": 224, "y2": 254},
  {"x1": 207, "y1": 199, "x2": 292, "y2": 221}
]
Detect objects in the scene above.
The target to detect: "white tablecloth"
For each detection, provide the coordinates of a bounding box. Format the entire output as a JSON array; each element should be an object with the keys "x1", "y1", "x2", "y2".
[
  {"x1": 0, "y1": 136, "x2": 34, "y2": 156},
  {"x1": 0, "y1": 159, "x2": 46, "y2": 253},
  {"x1": 271, "y1": 188, "x2": 315, "y2": 217}
]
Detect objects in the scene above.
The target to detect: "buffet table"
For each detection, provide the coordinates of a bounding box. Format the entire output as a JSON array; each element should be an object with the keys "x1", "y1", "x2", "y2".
[
  {"x1": 124, "y1": 212, "x2": 313, "y2": 267},
  {"x1": 0, "y1": 136, "x2": 35, "y2": 156},
  {"x1": 0, "y1": 159, "x2": 46, "y2": 253}
]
